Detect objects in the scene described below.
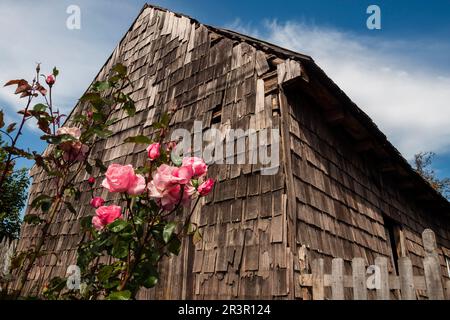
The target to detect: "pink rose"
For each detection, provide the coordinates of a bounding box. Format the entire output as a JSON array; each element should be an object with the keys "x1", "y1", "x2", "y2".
[
  {"x1": 148, "y1": 164, "x2": 196, "y2": 211},
  {"x1": 147, "y1": 143, "x2": 161, "y2": 161},
  {"x1": 92, "y1": 205, "x2": 122, "y2": 230},
  {"x1": 92, "y1": 216, "x2": 104, "y2": 230},
  {"x1": 172, "y1": 166, "x2": 194, "y2": 184},
  {"x1": 148, "y1": 164, "x2": 186, "y2": 197},
  {"x1": 182, "y1": 157, "x2": 207, "y2": 178},
  {"x1": 102, "y1": 163, "x2": 146, "y2": 195},
  {"x1": 56, "y1": 126, "x2": 81, "y2": 139},
  {"x1": 46, "y1": 75, "x2": 55, "y2": 86},
  {"x1": 127, "y1": 174, "x2": 146, "y2": 196},
  {"x1": 157, "y1": 183, "x2": 194, "y2": 211},
  {"x1": 198, "y1": 178, "x2": 215, "y2": 196},
  {"x1": 90, "y1": 197, "x2": 105, "y2": 208}
]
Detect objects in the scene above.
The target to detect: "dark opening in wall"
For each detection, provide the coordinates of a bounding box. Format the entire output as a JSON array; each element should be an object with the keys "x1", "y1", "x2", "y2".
[
  {"x1": 211, "y1": 104, "x2": 222, "y2": 125},
  {"x1": 383, "y1": 215, "x2": 404, "y2": 275}
]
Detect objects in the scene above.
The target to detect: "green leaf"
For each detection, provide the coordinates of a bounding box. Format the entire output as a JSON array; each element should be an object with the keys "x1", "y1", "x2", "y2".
[
  {"x1": 40, "y1": 134, "x2": 61, "y2": 144},
  {"x1": 123, "y1": 100, "x2": 135, "y2": 117},
  {"x1": 52, "y1": 67, "x2": 59, "y2": 77},
  {"x1": 41, "y1": 201, "x2": 52, "y2": 212},
  {"x1": 112, "y1": 63, "x2": 127, "y2": 77},
  {"x1": 0, "y1": 110, "x2": 4, "y2": 128},
  {"x1": 93, "y1": 128, "x2": 113, "y2": 138},
  {"x1": 85, "y1": 162, "x2": 93, "y2": 175},
  {"x1": 65, "y1": 202, "x2": 76, "y2": 215},
  {"x1": 80, "y1": 216, "x2": 93, "y2": 231},
  {"x1": 143, "y1": 275, "x2": 158, "y2": 288},
  {"x1": 93, "y1": 81, "x2": 111, "y2": 92},
  {"x1": 123, "y1": 135, "x2": 152, "y2": 144},
  {"x1": 160, "y1": 113, "x2": 170, "y2": 127},
  {"x1": 79, "y1": 92, "x2": 102, "y2": 103},
  {"x1": 163, "y1": 221, "x2": 177, "y2": 244},
  {"x1": 108, "y1": 219, "x2": 128, "y2": 233},
  {"x1": 95, "y1": 159, "x2": 107, "y2": 173},
  {"x1": 111, "y1": 240, "x2": 129, "y2": 259},
  {"x1": 73, "y1": 114, "x2": 87, "y2": 124},
  {"x1": 167, "y1": 237, "x2": 181, "y2": 255},
  {"x1": 31, "y1": 194, "x2": 53, "y2": 210},
  {"x1": 97, "y1": 265, "x2": 114, "y2": 283},
  {"x1": 92, "y1": 112, "x2": 105, "y2": 122},
  {"x1": 107, "y1": 290, "x2": 131, "y2": 300},
  {"x1": 33, "y1": 103, "x2": 47, "y2": 112},
  {"x1": 24, "y1": 214, "x2": 45, "y2": 225},
  {"x1": 104, "y1": 118, "x2": 118, "y2": 126},
  {"x1": 135, "y1": 166, "x2": 150, "y2": 175}
]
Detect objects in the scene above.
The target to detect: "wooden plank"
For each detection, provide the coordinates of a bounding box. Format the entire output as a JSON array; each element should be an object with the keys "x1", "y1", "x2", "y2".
[
  {"x1": 421, "y1": 229, "x2": 444, "y2": 300},
  {"x1": 278, "y1": 90, "x2": 297, "y2": 255},
  {"x1": 398, "y1": 257, "x2": 416, "y2": 300},
  {"x1": 255, "y1": 51, "x2": 270, "y2": 76},
  {"x1": 352, "y1": 258, "x2": 367, "y2": 300},
  {"x1": 311, "y1": 259, "x2": 324, "y2": 300},
  {"x1": 445, "y1": 280, "x2": 450, "y2": 300},
  {"x1": 423, "y1": 256, "x2": 445, "y2": 300},
  {"x1": 375, "y1": 256, "x2": 390, "y2": 300},
  {"x1": 331, "y1": 258, "x2": 345, "y2": 300}
]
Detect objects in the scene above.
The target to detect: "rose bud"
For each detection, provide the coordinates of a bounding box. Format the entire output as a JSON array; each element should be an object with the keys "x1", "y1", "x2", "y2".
[
  {"x1": 198, "y1": 178, "x2": 215, "y2": 196},
  {"x1": 90, "y1": 197, "x2": 105, "y2": 208},
  {"x1": 46, "y1": 75, "x2": 55, "y2": 86},
  {"x1": 147, "y1": 143, "x2": 161, "y2": 161},
  {"x1": 88, "y1": 177, "x2": 95, "y2": 184},
  {"x1": 87, "y1": 110, "x2": 93, "y2": 119}
]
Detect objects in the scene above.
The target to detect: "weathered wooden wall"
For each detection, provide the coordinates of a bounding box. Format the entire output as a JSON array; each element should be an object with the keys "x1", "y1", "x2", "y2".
[
  {"x1": 285, "y1": 88, "x2": 450, "y2": 299},
  {"x1": 12, "y1": 5, "x2": 293, "y2": 299},
  {"x1": 11, "y1": 4, "x2": 450, "y2": 300}
]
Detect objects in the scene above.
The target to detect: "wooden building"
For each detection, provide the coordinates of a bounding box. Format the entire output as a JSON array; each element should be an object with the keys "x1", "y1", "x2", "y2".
[{"x1": 14, "y1": 4, "x2": 450, "y2": 299}]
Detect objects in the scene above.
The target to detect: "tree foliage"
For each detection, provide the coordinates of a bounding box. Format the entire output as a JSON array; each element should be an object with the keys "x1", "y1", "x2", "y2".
[
  {"x1": 413, "y1": 152, "x2": 450, "y2": 200},
  {"x1": 0, "y1": 137, "x2": 30, "y2": 241}
]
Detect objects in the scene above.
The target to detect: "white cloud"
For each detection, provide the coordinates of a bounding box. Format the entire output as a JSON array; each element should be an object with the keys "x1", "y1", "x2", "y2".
[
  {"x1": 0, "y1": 0, "x2": 138, "y2": 124},
  {"x1": 228, "y1": 20, "x2": 450, "y2": 159}
]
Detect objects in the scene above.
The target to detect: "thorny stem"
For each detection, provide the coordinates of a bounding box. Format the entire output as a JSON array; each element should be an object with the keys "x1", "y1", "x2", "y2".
[
  {"x1": 15, "y1": 76, "x2": 131, "y2": 297},
  {"x1": 0, "y1": 94, "x2": 33, "y2": 191}
]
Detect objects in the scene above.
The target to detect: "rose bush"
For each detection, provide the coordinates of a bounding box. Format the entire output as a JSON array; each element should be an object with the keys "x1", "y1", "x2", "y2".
[
  {"x1": 2, "y1": 62, "x2": 215, "y2": 300},
  {"x1": 1, "y1": 63, "x2": 141, "y2": 298}
]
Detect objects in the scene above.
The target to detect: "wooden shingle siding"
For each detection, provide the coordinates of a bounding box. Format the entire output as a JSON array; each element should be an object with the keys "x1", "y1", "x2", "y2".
[
  {"x1": 286, "y1": 92, "x2": 450, "y2": 298},
  {"x1": 13, "y1": 4, "x2": 450, "y2": 299}
]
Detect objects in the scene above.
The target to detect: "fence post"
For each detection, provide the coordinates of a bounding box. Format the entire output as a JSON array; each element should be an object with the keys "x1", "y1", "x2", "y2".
[
  {"x1": 398, "y1": 256, "x2": 416, "y2": 300},
  {"x1": 445, "y1": 280, "x2": 450, "y2": 300},
  {"x1": 331, "y1": 258, "x2": 345, "y2": 300},
  {"x1": 352, "y1": 257, "x2": 367, "y2": 300},
  {"x1": 375, "y1": 256, "x2": 390, "y2": 300},
  {"x1": 311, "y1": 258, "x2": 324, "y2": 300},
  {"x1": 422, "y1": 229, "x2": 444, "y2": 300}
]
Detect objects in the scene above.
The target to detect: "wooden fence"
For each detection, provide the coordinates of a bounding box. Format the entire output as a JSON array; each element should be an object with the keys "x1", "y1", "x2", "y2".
[{"x1": 299, "y1": 229, "x2": 450, "y2": 300}]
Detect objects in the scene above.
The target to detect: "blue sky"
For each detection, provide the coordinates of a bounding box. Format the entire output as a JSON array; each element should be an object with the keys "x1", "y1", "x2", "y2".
[{"x1": 1, "y1": 0, "x2": 449, "y2": 179}]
